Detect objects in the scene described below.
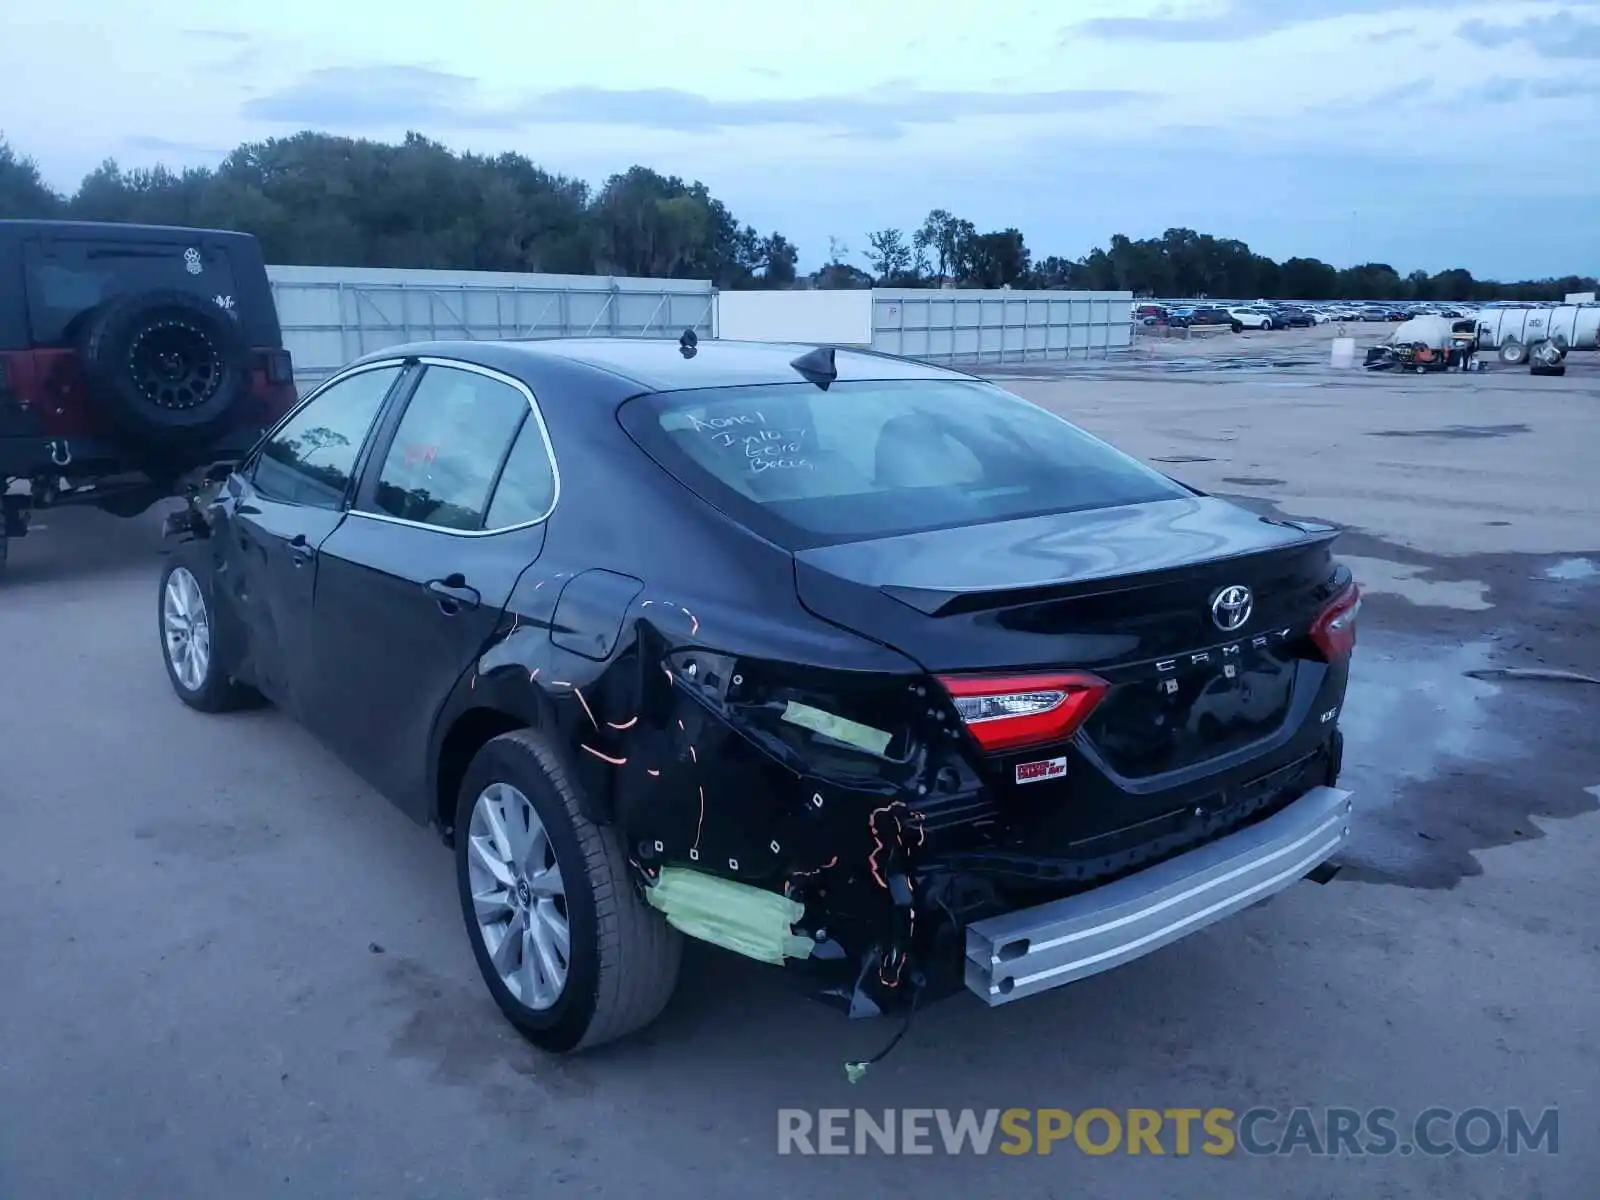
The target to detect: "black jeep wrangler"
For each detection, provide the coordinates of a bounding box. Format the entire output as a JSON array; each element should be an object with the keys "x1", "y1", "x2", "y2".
[{"x1": 0, "y1": 220, "x2": 296, "y2": 574}]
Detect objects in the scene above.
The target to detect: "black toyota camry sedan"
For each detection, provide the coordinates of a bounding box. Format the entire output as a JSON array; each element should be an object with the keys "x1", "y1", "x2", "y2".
[{"x1": 158, "y1": 335, "x2": 1359, "y2": 1054}]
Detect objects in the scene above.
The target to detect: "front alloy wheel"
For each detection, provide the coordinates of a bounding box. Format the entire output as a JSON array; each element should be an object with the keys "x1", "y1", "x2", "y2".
[
  {"x1": 158, "y1": 554, "x2": 258, "y2": 712},
  {"x1": 164, "y1": 566, "x2": 212, "y2": 693}
]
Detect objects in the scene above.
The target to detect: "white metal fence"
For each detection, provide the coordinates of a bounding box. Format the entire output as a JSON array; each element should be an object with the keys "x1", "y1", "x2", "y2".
[
  {"x1": 871, "y1": 289, "x2": 1132, "y2": 364},
  {"x1": 268, "y1": 265, "x2": 716, "y2": 388},
  {"x1": 268, "y1": 266, "x2": 1132, "y2": 389}
]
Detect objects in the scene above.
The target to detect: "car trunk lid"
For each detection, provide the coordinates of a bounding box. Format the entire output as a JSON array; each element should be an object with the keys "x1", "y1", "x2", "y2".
[{"x1": 793, "y1": 496, "x2": 1342, "y2": 782}]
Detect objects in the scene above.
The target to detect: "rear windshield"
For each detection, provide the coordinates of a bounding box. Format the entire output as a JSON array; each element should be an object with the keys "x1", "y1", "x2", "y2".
[
  {"x1": 21, "y1": 237, "x2": 255, "y2": 347},
  {"x1": 618, "y1": 378, "x2": 1187, "y2": 549}
]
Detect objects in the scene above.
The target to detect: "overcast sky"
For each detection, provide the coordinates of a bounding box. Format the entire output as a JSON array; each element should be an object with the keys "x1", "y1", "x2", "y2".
[{"x1": 5, "y1": 0, "x2": 1598, "y2": 279}]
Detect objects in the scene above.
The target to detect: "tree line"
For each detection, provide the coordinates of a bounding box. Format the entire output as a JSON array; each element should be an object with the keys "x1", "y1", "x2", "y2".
[{"x1": 1, "y1": 132, "x2": 1591, "y2": 302}]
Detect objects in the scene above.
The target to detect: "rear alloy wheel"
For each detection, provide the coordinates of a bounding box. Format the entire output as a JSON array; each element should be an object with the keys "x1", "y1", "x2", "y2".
[
  {"x1": 159, "y1": 557, "x2": 258, "y2": 712},
  {"x1": 456, "y1": 729, "x2": 682, "y2": 1053},
  {"x1": 468, "y1": 782, "x2": 572, "y2": 1011}
]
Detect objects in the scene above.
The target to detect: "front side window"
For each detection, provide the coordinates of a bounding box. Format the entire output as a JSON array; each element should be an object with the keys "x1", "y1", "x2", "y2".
[
  {"x1": 369, "y1": 365, "x2": 532, "y2": 531},
  {"x1": 619, "y1": 378, "x2": 1187, "y2": 549},
  {"x1": 251, "y1": 365, "x2": 401, "y2": 509}
]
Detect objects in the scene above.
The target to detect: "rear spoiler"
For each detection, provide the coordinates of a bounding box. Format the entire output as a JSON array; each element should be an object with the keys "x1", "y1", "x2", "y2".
[{"x1": 882, "y1": 517, "x2": 1342, "y2": 618}]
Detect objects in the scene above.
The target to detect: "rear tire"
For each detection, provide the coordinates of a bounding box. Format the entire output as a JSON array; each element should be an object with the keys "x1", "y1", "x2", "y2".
[
  {"x1": 455, "y1": 728, "x2": 682, "y2": 1054},
  {"x1": 1499, "y1": 340, "x2": 1527, "y2": 365}
]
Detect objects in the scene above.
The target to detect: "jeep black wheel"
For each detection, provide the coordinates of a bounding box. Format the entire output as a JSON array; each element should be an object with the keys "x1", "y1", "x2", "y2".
[{"x1": 81, "y1": 289, "x2": 251, "y2": 454}]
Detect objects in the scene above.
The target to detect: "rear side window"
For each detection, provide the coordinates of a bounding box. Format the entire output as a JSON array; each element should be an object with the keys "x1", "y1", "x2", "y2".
[
  {"x1": 618, "y1": 378, "x2": 1187, "y2": 549},
  {"x1": 369, "y1": 365, "x2": 532, "y2": 531},
  {"x1": 484, "y1": 416, "x2": 558, "y2": 529},
  {"x1": 252, "y1": 365, "x2": 401, "y2": 510},
  {"x1": 22, "y1": 238, "x2": 238, "y2": 346}
]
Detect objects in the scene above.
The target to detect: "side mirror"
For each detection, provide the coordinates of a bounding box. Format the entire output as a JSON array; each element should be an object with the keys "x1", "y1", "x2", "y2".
[{"x1": 205, "y1": 461, "x2": 235, "y2": 483}]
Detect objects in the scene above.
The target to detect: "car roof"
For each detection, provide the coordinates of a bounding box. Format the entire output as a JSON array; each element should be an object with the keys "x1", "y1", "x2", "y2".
[
  {"x1": 0, "y1": 219, "x2": 261, "y2": 246},
  {"x1": 350, "y1": 336, "x2": 977, "y2": 394}
]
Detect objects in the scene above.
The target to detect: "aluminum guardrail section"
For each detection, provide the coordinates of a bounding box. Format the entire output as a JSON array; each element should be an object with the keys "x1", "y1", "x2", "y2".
[{"x1": 965, "y1": 785, "x2": 1354, "y2": 1005}]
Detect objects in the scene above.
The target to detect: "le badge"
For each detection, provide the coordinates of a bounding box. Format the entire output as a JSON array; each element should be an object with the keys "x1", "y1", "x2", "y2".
[{"x1": 1016, "y1": 756, "x2": 1068, "y2": 785}]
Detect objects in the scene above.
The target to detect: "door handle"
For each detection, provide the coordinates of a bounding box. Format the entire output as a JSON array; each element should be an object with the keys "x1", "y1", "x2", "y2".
[
  {"x1": 425, "y1": 574, "x2": 481, "y2": 614},
  {"x1": 287, "y1": 533, "x2": 313, "y2": 566}
]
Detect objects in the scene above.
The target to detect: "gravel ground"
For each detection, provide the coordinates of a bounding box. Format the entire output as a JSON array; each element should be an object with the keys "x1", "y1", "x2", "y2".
[{"x1": 1, "y1": 350, "x2": 1595, "y2": 1199}]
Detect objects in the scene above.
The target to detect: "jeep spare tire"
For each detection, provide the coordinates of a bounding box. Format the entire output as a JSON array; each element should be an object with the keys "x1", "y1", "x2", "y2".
[{"x1": 79, "y1": 289, "x2": 250, "y2": 449}]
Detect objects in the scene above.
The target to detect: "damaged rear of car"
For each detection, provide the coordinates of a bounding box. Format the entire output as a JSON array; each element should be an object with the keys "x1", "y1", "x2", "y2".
[
  {"x1": 607, "y1": 363, "x2": 1357, "y2": 1030},
  {"x1": 160, "y1": 336, "x2": 1356, "y2": 1060}
]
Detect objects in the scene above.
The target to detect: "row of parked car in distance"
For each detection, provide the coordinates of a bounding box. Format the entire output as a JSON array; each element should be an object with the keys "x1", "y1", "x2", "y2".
[{"x1": 1133, "y1": 300, "x2": 1481, "y2": 332}]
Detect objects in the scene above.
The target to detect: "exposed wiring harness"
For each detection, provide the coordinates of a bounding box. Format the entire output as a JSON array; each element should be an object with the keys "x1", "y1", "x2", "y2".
[{"x1": 845, "y1": 971, "x2": 925, "y2": 1083}]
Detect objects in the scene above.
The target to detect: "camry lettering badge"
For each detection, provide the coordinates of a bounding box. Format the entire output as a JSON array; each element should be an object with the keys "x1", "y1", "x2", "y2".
[{"x1": 1211, "y1": 585, "x2": 1253, "y2": 632}]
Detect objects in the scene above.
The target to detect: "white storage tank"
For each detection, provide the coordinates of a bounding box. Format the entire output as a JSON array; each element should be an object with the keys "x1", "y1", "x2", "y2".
[{"x1": 1476, "y1": 304, "x2": 1599, "y2": 368}]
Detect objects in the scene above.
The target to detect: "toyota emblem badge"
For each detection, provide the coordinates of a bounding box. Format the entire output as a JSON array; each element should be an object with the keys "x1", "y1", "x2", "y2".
[{"x1": 1211, "y1": 585, "x2": 1253, "y2": 632}]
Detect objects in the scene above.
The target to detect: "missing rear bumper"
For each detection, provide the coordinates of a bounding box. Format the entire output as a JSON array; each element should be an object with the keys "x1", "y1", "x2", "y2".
[{"x1": 964, "y1": 784, "x2": 1353, "y2": 1005}]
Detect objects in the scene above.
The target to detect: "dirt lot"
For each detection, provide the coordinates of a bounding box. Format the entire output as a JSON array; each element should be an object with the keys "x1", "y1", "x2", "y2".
[{"x1": 1, "y1": 348, "x2": 1595, "y2": 1199}]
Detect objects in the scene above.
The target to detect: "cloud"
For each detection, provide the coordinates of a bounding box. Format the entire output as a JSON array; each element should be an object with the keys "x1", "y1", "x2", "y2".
[
  {"x1": 242, "y1": 67, "x2": 1153, "y2": 138},
  {"x1": 240, "y1": 65, "x2": 520, "y2": 130},
  {"x1": 124, "y1": 134, "x2": 231, "y2": 156},
  {"x1": 1065, "y1": 0, "x2": 1567, "y2": 44},
  {"x1": 180, "y1": 28, "x2": 254, "y2": 44},
  {"x1": 1459, "y1": 12, "x2": 1600, "y2": 59},
  {"x1": 1306, "y1": 78, "x2": 1434, "y2": 114},
  {"x1": 512, "y1": 84, "x2": 1152, "y2": 137},
  {"x1": 181, "y1": 27, "x2": 267, "y2": 72},
  {"x1": 1361, "y1": 23, "x2": 1417, "y2": 41},
  {"x1": 1469, "y1": 74, "x2": 1600, "y2": 103}
]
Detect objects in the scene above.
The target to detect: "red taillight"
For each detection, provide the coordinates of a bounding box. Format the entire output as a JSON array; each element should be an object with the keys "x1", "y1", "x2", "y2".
[
  {"x1": 1310, "y1": 581, "x2": 1361, "y2": 661},
  {"x1": 936, "y1": 672, "x2": 1109, "y2": 753},
  {"x1": 259, "y1": 348, "x2": 295, "y2": 386}
]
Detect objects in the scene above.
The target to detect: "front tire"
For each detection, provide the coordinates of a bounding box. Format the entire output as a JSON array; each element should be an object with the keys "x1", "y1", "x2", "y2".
[
  {"x1": 159, "y1": 553, "x2": 258, "y2": 712},
  {"x1": 456, "y1": 729, "x2": 682, "y2": 1053}
]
